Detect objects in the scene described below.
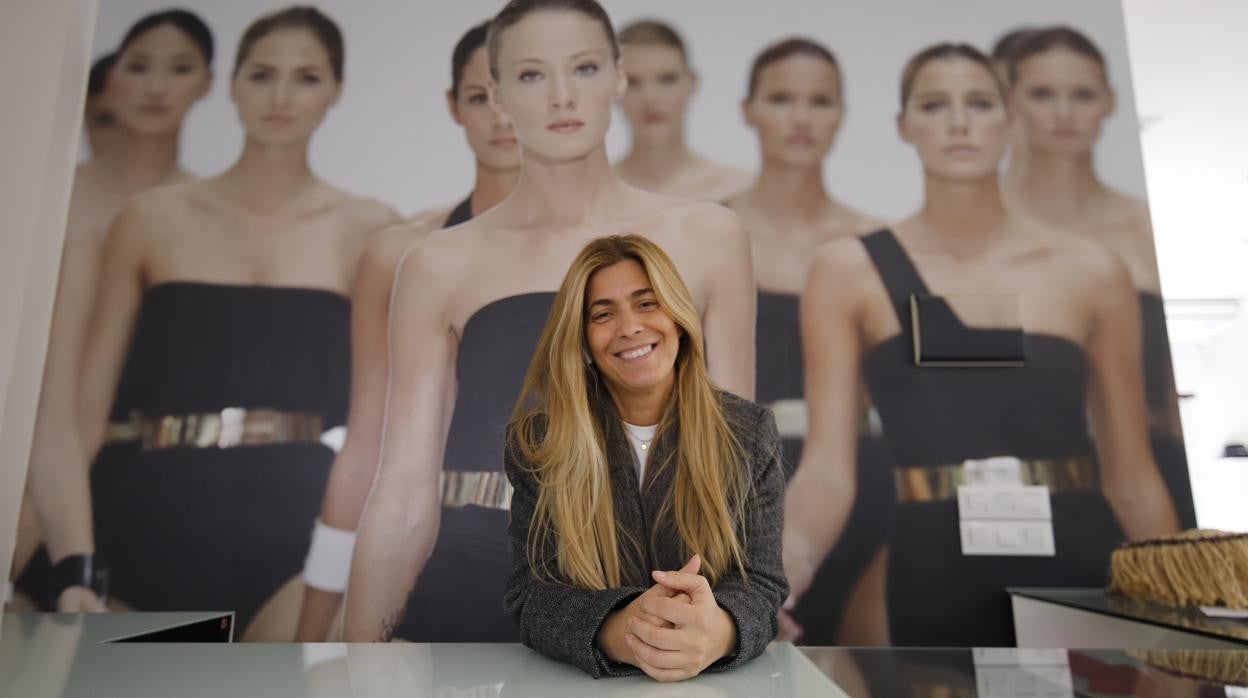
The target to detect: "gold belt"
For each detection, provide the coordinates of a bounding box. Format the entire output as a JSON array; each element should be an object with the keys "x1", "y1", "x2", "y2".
[
  {"x1": 440, "y1": 470, "x2": 513, "y2": 511},
  {"x1": 894, "y1": 455, "x2": 1100, "y2": 503},
  {"x1": 105, "y1": 408, "x2": 325, "y2": 450}
]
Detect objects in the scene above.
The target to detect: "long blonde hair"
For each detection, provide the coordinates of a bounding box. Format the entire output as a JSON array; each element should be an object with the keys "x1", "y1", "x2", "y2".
[{"x1": 511, "y1": 234, "x2": 750, "y2": 590}]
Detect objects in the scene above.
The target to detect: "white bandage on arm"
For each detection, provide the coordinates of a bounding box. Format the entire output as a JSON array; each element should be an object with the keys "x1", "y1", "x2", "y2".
[{"x1": 302, "y1": 519, "x2": 357, "y2": 592}]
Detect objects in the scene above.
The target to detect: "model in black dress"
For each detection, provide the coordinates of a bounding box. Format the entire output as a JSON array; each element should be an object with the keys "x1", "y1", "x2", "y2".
[{"x1": 785, "y1": 43, "x2": 1179, "y2": 648}]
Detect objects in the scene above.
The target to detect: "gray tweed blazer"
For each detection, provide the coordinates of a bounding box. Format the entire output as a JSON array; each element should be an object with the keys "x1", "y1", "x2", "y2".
[{"x1": 503, "y1": 389, "x2": 789, "y2": 678}]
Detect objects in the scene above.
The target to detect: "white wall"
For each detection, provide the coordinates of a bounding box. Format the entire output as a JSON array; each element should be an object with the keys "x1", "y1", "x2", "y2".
[
  {"x1": 1122, "y1": 0, "x2": 1248, "y2": 532},
  {"x1": 90, "y1": 0, "x2": 1146, "y2": 219}
]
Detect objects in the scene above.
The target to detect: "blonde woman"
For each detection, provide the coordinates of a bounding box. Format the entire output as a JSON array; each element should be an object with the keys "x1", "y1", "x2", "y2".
[{"x1": 504, "y1": 235, "x2": 786, "y2": 681}]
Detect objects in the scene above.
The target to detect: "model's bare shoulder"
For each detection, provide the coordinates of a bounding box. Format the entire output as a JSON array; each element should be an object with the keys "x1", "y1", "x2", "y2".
[
  {"x1": 333, "y1": 192, "x2": 401, "y2": 235},
  {"x1": 358, "y1": 219, "x2": 438, "y2": 284},
  {"x1": 392, "y1": 223, "x2": 473, "y2": 300},
  {"x1": 407, "y1": 204, "x2": 453, "y2": 228},
  {"x1": 1048, "y1": 232, "x2": 1132, "y2": 295},
  {"x1": 810, "y1": 235, "x2": 877, "y2": 290}
]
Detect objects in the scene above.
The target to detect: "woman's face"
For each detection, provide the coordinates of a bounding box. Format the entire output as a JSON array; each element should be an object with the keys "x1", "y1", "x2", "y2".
[
  {"x1": 1010, "y1": 48, "x2": 1113, "y2": 156},
  {"x1": 618, "y1": 43, "x2": 694, "y2": 141},
  {"x1": 109, "y1": 25, "x2": 211, "y2": 138},
  {"x1": 898, "y1": 57, "x2": 1010, "y2": 181},
  {"x1": 584, "y1": 259, "x2": 680, "y2": 406},
  {"x1": 231, "y1": 29, "x2": 341, "y2": 147},
  {"x1": 744, "y1": 54, "x2": 843, "y2": 168},
  {"x1": 491, "y1": 10, "x2": 624, "y2": 164},
  {"x1": 449, "y1": 47, "x2": 520, "y2": 173}
]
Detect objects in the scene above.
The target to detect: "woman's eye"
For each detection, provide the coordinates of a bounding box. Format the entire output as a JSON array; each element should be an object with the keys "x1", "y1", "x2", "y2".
[
  {"x1": 300, "y1": 74, "x2": 322, "y2": 84},
  {"x1": 125, "y1": 62, "x2": 149, "y2": 74},
  {"x1": 519, "y1": 70, "x2": 541, "y2": 83},
  {"x1": 638, "y1": 300, "x2": 659, "y2": 311},
  {"x1": 591, "y1": 311, "x2": 611, "y2": 323},
  {"x1": 919, "y1": 100, "x2": 944, "y2": 113},
  {"x1": 765, "y1": 93, "x2": 792, "y2": 105},
  {"x1": 1028, "y1": 87, "x2": 1054, "y2": 100},
  {"x1": 248, "y1": 72, "x2": 270, "y2": 83},
  {"x1": 1074, "y1": 88, "x2": 1098, "y2": 102},
  {"x1": 970, "y1": 98, "x2": 996, "y2": 110},
  {"x1": 467, "y1": 94, "x2": 487, "y2": 105},
  {"x1": 812, "y1": 95, "x2": 835, "y2": 107},
  {"x1": 172, "y1": 64, "x2": 195, "y2": 75},
  {"x1": 658, "y1": 73, "x2": 679, "y2": 85},
  {"x1": 575, "y1": 63, "x2": 599, "y2": 77}
]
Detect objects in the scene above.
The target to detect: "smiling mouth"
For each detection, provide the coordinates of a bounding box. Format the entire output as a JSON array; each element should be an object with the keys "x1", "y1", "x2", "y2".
[{"x1": 616, "y1": 343, "x2": 655, "y2": 361}]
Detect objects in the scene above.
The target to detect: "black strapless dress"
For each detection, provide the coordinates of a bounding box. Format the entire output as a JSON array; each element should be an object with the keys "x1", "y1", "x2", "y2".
[
  {"x1": 858, "y1": 230, "x2": 1126, "y2": 646},
  {"x1": 1139, "y1": 292, "x2": 1196, "y2": 528},
  {"x1": 757, "y1": 290, "x2": 897, "y2": 644},
  {"x1": 395, "y1": 292, "x2": 556, "y2": 641},
  {"x1": 89, "y1": 282, "x2": 350, "y2": 631}
]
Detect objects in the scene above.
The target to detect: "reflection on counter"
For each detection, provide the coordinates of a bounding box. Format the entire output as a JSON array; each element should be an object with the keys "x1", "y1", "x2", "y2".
[{"x1": 4, "y1": 613, "x2": 1248, "y2": 696}]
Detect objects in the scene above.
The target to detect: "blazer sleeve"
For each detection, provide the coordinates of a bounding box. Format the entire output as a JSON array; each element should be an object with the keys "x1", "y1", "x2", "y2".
[
  {"x1": 705, "y1": 405, "x2": 790, "y2": 672},
  {"x1": 502, "y1": 424, "x2": 647, "y2": 678}
]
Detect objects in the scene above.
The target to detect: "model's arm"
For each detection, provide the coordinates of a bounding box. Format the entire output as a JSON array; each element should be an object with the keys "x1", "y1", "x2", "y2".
[
  {"x1": 296, "y1": 229, "x2": 410, "y2": 641},
  {"x1": 23, "y1": 234, "x2": 103, "y2": 587},
  {"x1": 1084, "y1": 249, "x2": 1180, "y2": 539},
  {"x1": 783, "y1": 241, "x2": 865, "y2": 603},
  {"x1": 343, "y1": 242, "x2": 456, "y2": 641},
  {"x1": 39, "y1": 203, "x2": 147, "y2": 610},
  {"x1": 699, "y1": 213, "x2": 756, "y2": 399}
]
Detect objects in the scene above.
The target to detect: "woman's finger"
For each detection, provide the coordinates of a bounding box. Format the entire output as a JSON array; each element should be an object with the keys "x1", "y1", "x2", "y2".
[
  {"x1": 628, "y1": 636, "x2": 693, "y2": 678},
  {"x1": 628, "y1": 616, "x2": 685, "y2": 651}
]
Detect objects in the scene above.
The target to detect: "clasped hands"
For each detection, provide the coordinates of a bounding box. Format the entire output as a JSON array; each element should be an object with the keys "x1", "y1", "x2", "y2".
[{"x1": 599, "y1": 554, "x2": 737, "y2": 682}]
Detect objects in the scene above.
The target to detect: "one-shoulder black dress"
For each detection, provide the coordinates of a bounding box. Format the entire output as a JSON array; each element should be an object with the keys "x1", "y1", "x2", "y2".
[{"x1": 857, "y1": 230, "x2": 1126, "y2": 646}]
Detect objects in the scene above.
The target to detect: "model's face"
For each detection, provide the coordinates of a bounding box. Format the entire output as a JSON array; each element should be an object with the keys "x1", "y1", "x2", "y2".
[
  {"x1": 231, "y1": 29, "x2": 340, "y2": 147},
  {"x1": 899, "y1": 57, "x2": 1010, "y2": 181},
  {"x1": 618, "y1": 43, "x2": 693, "y2": 141},
  {"x1": 491, "y1": 10, "x2": 624, "y2": 163},
  {"x1": 110, "y1": 25, "x2": 211, "y2": 137},
  {"x1": 745, "y1": 54, "x2": 843, "y2": 168},
  {"x1": 450, "y1": 47, "x2": 519, "y2": 172},
  {"x1": 585, "y1": 259, "x2": 680, "y2": 408},
  {"x1": 1010, "y1": 48, "x2": 1113, "y2": 156}
]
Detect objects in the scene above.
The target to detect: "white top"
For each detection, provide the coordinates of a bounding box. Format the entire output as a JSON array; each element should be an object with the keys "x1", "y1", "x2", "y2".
[{"x1": 622, "y1": 420, "x2": 658, "y2": 485}]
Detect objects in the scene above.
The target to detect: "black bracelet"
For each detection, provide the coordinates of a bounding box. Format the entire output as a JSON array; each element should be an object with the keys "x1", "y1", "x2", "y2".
[{"x1": 50, "y1": 554, "x2": 110, "y2": 605}]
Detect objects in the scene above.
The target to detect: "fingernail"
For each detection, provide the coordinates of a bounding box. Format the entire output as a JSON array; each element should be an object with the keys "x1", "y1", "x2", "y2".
[{"x1": 653, "y1": 571, "x2": 667, "y2": 578}]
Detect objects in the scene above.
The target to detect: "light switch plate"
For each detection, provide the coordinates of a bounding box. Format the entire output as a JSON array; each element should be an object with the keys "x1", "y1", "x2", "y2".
[
  {"x1": 960, "y1": 520, "x2": 1056, "y2": 556},
  {"x1": 958, "y1": 485, "x2": 1052, "y2": 520}
]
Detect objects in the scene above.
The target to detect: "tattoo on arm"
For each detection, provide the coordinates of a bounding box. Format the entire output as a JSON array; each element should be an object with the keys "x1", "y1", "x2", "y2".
[{"x1": 378, "y1": 605, "x2": 406, "y2": 642}]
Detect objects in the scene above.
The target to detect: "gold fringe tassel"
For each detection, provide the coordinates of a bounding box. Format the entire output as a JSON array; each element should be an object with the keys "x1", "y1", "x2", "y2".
[{"x1": 1109, "y1": 529, "x2": 1248, "y2": 608}]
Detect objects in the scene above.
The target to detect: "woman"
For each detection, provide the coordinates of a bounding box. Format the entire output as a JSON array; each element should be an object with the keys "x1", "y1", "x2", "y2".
[
  {"x1": 785, "y1": 43, "x2": 1179, "y2": 646},
  {"x1": 406, "y1": 20, "x2": 523, "y2": 227},
  {"x1": 293, "y1": 19, "x2": 521, "y2": 642},
  {"x1": 346, "y1": 0, "x2": 755, "y2": 642},
  {"x1": 504, "y1": 234, "x2": 786, "y2": 681},
  {"x1": 990, "y1": 27, "x2": 1035, "y2": 193},
  {"x1": 613, "y1": 19, "x2": 751, "y2": 200},
  {"x1": 41, "y1": 6, "x2": 398, "y2": 637},
  {"x1": 83, "y1": 52, "x2": 124, "y2": 159},
  {"x1": 725, "y1": 37, "x2": 890, "y2": 645},
  {"x1": 1004, "y1": 26, "x2": 1194, "y2": 527},
  {"x1": 14, "y1": 9, "x2": 214, "y2": 612}
]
